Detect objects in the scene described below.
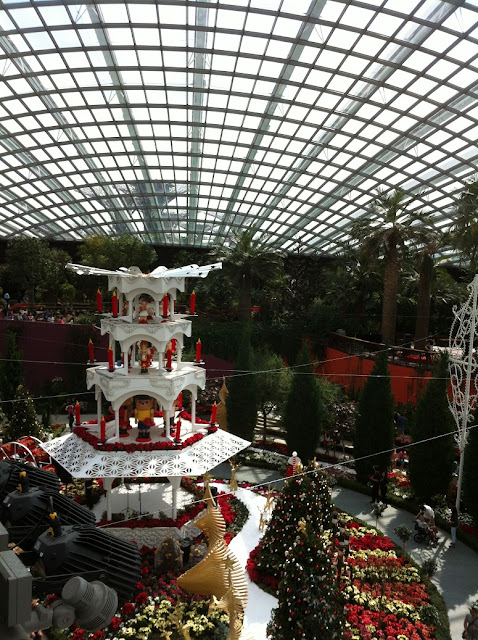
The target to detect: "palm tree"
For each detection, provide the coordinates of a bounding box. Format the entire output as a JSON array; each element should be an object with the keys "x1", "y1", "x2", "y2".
[
  {"x1": 320, "y1": 247, "x2": 382, "y2": 339},
  {"x1": 211, "y1": 228, "x2": 284, "y2": 321},
  {"x1": 451, "y1": 177, "x2": 478, "y2": 270},
  {"x1": 351, "y1": 188, "x2": 427, "y2": 345},
  {"x1": 406, "y1": 222, "x2": 450, "y2": 350}
]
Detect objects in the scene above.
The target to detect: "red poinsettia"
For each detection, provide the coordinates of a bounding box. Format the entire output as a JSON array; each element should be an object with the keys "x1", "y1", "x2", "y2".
[
  {"x1": 350, "y1": 533, "x2": 395, "y2": 551},
  {"x1": 73, "y1": 426, "x2": 217, "y2": 453}
]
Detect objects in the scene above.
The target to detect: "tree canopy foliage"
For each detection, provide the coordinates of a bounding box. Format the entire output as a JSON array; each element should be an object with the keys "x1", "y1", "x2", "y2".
[
  {"x1": 79, "y1": 235, "x2": 157, "y2": 272},
  {"x1": 4, "y1": 237, "x2": 71, "y2": 305},
  {"x1": 211, "y1": 227, "x2": 284, "y2": 321}
]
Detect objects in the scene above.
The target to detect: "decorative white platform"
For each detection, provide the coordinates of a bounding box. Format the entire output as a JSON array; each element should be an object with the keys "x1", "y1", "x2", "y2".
[
  {"x1": 41, "y1": 429, "x2": 250, "y2": 478},
  {"x1": 86, "y1": 361, "x2": 206, "y2": 408}
]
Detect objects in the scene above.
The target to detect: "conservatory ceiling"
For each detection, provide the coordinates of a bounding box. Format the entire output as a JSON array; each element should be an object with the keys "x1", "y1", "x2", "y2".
[{"x1": 0, "y1": 1, "x2": 477, "y2": 254}]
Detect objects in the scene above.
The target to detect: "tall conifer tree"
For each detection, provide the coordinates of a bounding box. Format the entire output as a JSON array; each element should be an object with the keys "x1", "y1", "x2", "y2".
[
  {"x1": 283, "y1": 343, "x2": 322, "y2": 462},
  {"x1": 408, "y1": 353, "x2": 455, "y2": 501},
  {"x1": 353, "y1": 349, "x2": 394, "y2": 483},
  {"x1": 0, "y1": 329, "x2": 24, "y2": 419},
  {"x1": 226, "y1": 324, "x2": 259, "y2": 441}
]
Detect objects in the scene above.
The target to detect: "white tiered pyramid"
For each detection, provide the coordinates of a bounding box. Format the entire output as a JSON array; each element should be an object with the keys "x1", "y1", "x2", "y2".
[{"x1": 41, "y1": 262, "x2": 250, "y2": 518}]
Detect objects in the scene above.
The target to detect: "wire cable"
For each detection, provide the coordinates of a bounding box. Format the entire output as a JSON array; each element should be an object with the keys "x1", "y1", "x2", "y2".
[{"x1": 95, "y1": 422, "x2": 473, "y2": 528}]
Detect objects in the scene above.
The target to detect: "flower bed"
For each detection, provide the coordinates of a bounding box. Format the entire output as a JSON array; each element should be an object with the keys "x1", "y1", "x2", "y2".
[
  {"x1": 48, "y1": 479, "x2": 248, "y2": 640},
  {"x1": 62, "y1": 549, "x2": 229, "y2": 640},
  {"x1": 248, "y1": 513, "x2": 445, "y2": 639}
]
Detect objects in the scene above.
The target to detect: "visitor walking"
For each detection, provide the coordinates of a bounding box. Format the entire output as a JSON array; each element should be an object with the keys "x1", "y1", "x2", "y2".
[
  {"x1": 464, "y1": 603, "x2": 478, "y2": 638},
  {"x1": 65, "y1": 401, "x2": 75, "y2": 432},
  {"x1": 397, "y1": 413, "x2": 406, "y2": 435},
  {"x1": 370, "y1": 465, "x2": 381, "y2": 503},
  {"x1": 450, "y1": 505, "x2": 458, "y2": 548},
  {"x1": 379, "y1": 469, "x2": 389, "y2": 505}
]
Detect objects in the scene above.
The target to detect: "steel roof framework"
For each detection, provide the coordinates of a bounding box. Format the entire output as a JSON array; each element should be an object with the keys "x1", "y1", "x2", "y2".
[{"x1": 0, "y1": 0, "x2": 477, "y2": 254}]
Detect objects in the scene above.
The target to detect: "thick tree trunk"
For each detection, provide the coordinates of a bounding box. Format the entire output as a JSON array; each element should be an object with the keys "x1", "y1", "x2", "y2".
[
  {"x1": 381, "y1": 244, "x2": 399, "y2": 345},
  {"x1": 238, "y1": 276, "x2": 252, "y2": 322},
  {"x1": 414, "y1": 254, "x2": 433, "y2": 350}
]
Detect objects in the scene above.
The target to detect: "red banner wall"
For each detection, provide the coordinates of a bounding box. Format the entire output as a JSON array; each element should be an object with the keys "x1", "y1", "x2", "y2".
[{"x1": 321, "y1": 346, "x2": 432, "y2": 405}]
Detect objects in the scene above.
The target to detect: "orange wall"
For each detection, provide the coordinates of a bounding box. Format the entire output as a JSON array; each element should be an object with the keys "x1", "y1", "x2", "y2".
[{"x1": 321, "y1": 347, "x2": 432, "y2": 405}]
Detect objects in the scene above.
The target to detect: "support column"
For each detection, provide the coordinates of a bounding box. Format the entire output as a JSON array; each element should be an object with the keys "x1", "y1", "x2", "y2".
[
  {"x1": 119, "y1": 291, "x2": 124, "y2": 315},
  {"x1": 191, "y1": 396, "x2": 196, "y2": 429},
  {"x1": 129, "y1": 295, "x2": 135, "y2": 322},
  {"x1": 169, "y1": 294, "x2": 174, "y2": 321},
  {"x1": 103, "y1": 477, "x2": 114, "y2": 521},
  {"x1": 120, "y1": 350, "x2": 128, "y2": 375},
  {"x1": 176, "y1": 344, "x2": 182, "y2": 370},
  {"x1": 154, "y1": 298, "x2": 160, "y2": 320},
  {"x1": 164, "y1": 409, "x2": 170, "y2": 438},
  {"x1": 114, "y1": 409, "x2": 119, "y2": 439},
  {"x1": 96, "y1": 388, "x2": 102, "y2": 427},
  {"x1": 167, "y1": 476, "x2": 181, "y2": 520}
]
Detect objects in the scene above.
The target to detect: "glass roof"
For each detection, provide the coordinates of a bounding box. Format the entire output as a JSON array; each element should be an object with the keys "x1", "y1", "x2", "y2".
[{"x1": 0, "y1": 0, "x2": 477, "y2": 254}]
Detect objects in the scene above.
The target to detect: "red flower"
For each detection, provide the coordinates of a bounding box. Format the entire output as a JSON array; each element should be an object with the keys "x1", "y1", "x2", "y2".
[
  {"x1": 135, "y1": 591, "x2": 149, "y2": 605},
  {"x1": 110, "y1": 616, "x2": 122, "y2": 630},
  {"x1": 121, "y1": 602, "x2": 135, "y2": 615}
]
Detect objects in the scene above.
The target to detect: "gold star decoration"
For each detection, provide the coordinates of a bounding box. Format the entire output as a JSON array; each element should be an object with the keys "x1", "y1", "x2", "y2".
[
  {"x1": 203, "y1": 471, "x2": 212, "y2": 485},
  {"x1": 224, "y1": 556, "x2": 236, "y2": 572}
]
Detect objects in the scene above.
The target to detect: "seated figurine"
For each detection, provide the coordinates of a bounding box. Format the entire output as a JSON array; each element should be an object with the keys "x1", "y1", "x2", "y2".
[{"x1": 135, "y1": 395, "x2": 154, "y2": 442}]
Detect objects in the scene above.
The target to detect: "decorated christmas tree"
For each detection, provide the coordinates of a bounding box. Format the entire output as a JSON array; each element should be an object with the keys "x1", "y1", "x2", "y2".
[
  {"x1": 266, "y1": 520, "x2": 345, "y2": 640},
  {"x1": 256, "y1": 464, "x2": 334, "y2": 580},
  {"x1": 4, "y1": 384, "x2": 43, "y2": 442}
]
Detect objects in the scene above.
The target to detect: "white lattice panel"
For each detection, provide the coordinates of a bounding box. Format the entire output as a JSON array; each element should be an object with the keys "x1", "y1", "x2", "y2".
[{"x1": 40, "y1": 429, "x2": 250, "y2": 478}]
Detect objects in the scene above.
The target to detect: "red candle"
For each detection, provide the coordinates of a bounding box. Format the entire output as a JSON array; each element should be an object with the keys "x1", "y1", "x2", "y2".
[
  {"x1": 88, "y1": 339, "x2": 95, "y2": 363},
  {"x1": 210, "y1": 402, "x2": 217, "y2": 424},
  {"x1": 196, "y1": 338, "x2": 202, "y2": 362},
  {"x1": 171, "y1": 338, "x2": 176, "y2": 353},
  {"x1": 75, "y1": 401, "x2": 81, "y2": 426},
  {"x1": 177, "y1": 391, "x2": 183, "y2": 410},
  {"x1": 108, "y1": 346, "x2": 114, "y2": 372},
  {"x1": 112, "y1": 290, "x2": 118, "y2": 317},
  {"x1": 162, "y1": 294, "x2": 168, "y2": 317},
  {"x1": 190, "y1": 290, "x2": 196, "y2": 314},
  {"x1": 100, "y1": 416, "x2": 106, "y2": 441},
  {"x1": 166, "y1": 347, "x2": 172, "y2": 370},
  {"x1": 175, "y1": 418, "x2": 181, "y2": 442},
  {"x1": 96, "y1": 289, "x2": 103, "y2": 313}
]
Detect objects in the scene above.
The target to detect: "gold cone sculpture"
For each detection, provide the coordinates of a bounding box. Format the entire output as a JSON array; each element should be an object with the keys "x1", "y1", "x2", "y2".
[
  {"x1": 216, "y1": 377, "x2": 229, "y2": 431},
  {"x1": 177, "y1": 481, "x2": 249, "y2": 634},
  {"x1": 215, "y1": 562, "x2": 245, "y2": 640}
]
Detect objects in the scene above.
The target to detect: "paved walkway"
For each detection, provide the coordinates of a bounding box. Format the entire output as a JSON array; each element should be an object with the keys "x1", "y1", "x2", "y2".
[{"x1": 212, "y1": 463, "x2": 478, "y2": 640}]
